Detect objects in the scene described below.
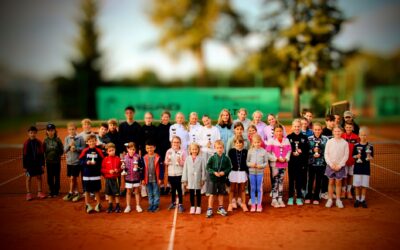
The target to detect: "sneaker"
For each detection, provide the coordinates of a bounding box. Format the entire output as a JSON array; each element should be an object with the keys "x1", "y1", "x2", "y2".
[
  {"x1": 321, "y1": 192, "x2": 329, "y2": 200},
  {"x1": 313, "y1": 200, "x2": 320, "y2": 205},
  {"x1": 63, "y1": 193, "x2": 73, "y2": 201},
  {"x1": 115, "y1": 204, "x2": 122, "y2": 213},
  {"x1": 241, "y1": 204, "x2": 248, "y2": 212},
  {"x1": 354, "y1": 200, "x2": 360, "y2": 208},
  {"x1": 190, "y1": 206, "x2": 196, "y2": 214},
  {"x1": 95, "y1": 203, "x2": 102, "y2": 212},
  {"x1": 227, "y1": 204, "x2": 233, "y2": 212},
  {"x1": 136, "y1": 205, "x2": 143, "y2": 213},
  {"x1": 37, "y1": 192, "x2": 46, "y2": 199},
  {"x1": 124, "y1": 205, "x2": 132, "y2": 213},
  {"x1": 287, "y1": 197, "x2": 294, "y2": 206},
  {"x1": 325, "y1": 199, "x2": 333, "y2": 208},
  {"x1": 72, "y1": 193, "x2": 81, "y2": 202},
  {"x1": 296, "y1": 198, "x2": 303, "y2": 206},
  {"x1": 86, "y1": 204, "x2": 94, "y2": 213},
  {"x1": 206, "y1": 208, "x2": 213, "y2": 218},
  {"x1": 168, "y1": 203, "x2": 176, "y2": 210},
  {"x1": 26, "y1": 193, "x2": 33, "y2": 201},
  {"x1": 232, "y1": 199, "x2": 237, "y2": 209},
  {"x1": 107, "y1": 204, "x2": 113, "y2": 213},
  {"x1": 248, "y1": 199, "x2": 252, "y2": 206},
  {"x1": 152, "y1": 206, "x2": 160, "y2": 212},
  {"x1": 250, "y1": 204, "x2": 256, "y2": 212},
  {"x1": 271, "y1": 199, "x2": 279, "y2": 208},
  {"x1": 304, "y1": 199, "x2": 311, "y2": 204},
  {"x1": 336, "y1": 199, "x2": 344, "y2": 209},
  {"x1": 256, "y1": 204, "x2": 263, "y2": 212},
  {"x1": 165, "y1": 187, "x2": 171, "y2": 195},
  {"x1": 195, "y1": 207, "x2": 201, "y2": 215},
  {"x1": 217, "y1": 207, "x2": 227, "y2": 216},
  {"x1": 347, "y1": 191, "x2": 353, "y2": 199},
  {"x1": 178, "y1": 204, "x2": 184, "y2": 213},
  {"x1": 278, "y1": 199, "x2": 286, "y2": 208},
  {"x1": 47, "y1": 193, "x2": 53, "y2": 198},
  {"x1": 147, "y1": 205, "x2": 154, "y2": 212},
  {"x1": 361, "y1": 200, "x2": 368, "y2": 208}
]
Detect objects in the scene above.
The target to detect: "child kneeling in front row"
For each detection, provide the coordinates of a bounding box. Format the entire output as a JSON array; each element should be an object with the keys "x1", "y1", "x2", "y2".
[
  {"x1": 353, "y1": 127, "x2": 374, "y2": 208},
  {"x1": 101, "y1": 143, "x2": 122, "y2": 213},
  {"x1": 182, "y1": 143, "x2": 206, "y2": 214},
  {"x1": 206, "y1": 140, "x2": 232, "y2": 218}
]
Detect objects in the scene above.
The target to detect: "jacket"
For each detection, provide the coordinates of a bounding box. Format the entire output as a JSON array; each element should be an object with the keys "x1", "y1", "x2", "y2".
[
  {"x1": 43, "y1": 136, "x2": 64, "y2": 164},
  {"x1": 124, "y1": 153, "x2": 143, "y2": 183},
  {"x1": 266, "y1": 138, "x2": 292, "y2": 168},
  {"x1": 165, "y1": 148, "x2": 187, "y2": 177},
  {"x1": 246, "y1": 148, "x2": 268, "y2": 175},
  {"x1": 23, "y1": 138, "x2": 44, "y2": 169},
  {"x1": 64, "y1": 135, "x2": 85, "y2": 165},
  {"x1": 182, "y1": 155, "x2": 207, "y2": 189},
  {"x1": 142, "y1": 153, "x2": 164, "y2": 184},
  {"x1": 101, "y1": 155, "x2": 121, "y2": 179},
  {"x1": 206, "y1": 153, "x2": 232, "y2": 182}
]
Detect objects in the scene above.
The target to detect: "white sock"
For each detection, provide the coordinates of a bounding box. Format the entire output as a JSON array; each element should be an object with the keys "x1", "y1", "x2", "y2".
[
  {"x1": 341, "y1": 186, "x2": 346, "y2": 192},
  {"x1": 361, "y1": 195, "x2": 366, "y2": 201},
  {"x1": 347, "y1": 185, "x2": 352, "y2": 192},
  {"x1": 356, "y1": 195, "x2": 360, "y2": 201}
]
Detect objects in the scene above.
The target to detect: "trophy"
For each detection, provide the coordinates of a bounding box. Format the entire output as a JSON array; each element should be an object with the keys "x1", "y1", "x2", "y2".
[
  {"x1": 278, "y1": 145, "x2": 284, "y2": 162},
  {"x1": 121, "y1": 158, "x2": 127, "y2": 175},
  {"x1": 356, "y1": 147, "x2": 363, "y2": 163},
  {"x1": 293, "y1": 141, "x2": 300, "y2": 156},
  {"x1": 366, "y1": 145, "x2": 373, "y2": 161},
  {"x1": 133, "y1": 156, "x2": 139, "y2": 171},
  {"x1": 90, "y1": 152, "x2": 96, "y2": 164},
  {"x1": 207, "y1": 134, "x2": 211, "y2": 148},
  {"x1": 70, "y1": 137, "x2": 76, "y2": 152},
  {"x1": 175, "y1": 151, "x2": 181, "y2": 166},
  {"x1": 192, "y1": 133, "x2": 196, "y2": 143},
  {"x1": 313, "y1": 141, "x2": 320, "y2": 158},
  {"x1": 172, "y1": 128, "x2": 177, "y2": 136}
]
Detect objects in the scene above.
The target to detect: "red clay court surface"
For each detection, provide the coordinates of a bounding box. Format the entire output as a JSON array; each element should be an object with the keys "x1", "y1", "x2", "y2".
[{"x1": 0, "y1": 125, "x2": 400, "y2": 250}]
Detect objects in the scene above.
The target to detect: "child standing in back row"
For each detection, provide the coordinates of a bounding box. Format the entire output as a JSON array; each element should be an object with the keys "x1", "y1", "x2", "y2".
[{"x1": 324, "y1": 126, "x2": 349, "y2": 209}]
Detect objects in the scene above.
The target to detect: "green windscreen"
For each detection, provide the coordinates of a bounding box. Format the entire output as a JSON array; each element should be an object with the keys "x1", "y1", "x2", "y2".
[{"x1": 96, "y1": 87, "x2": 280, "y2": 120}]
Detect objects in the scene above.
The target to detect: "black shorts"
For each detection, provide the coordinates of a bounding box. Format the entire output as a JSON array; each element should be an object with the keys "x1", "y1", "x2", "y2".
[
  {"x1": 67, "y1": 165, "x2": 81, "y2": 177},
  {"x1": 207, "y1": 178, "x2": 227, "y2": 195},
  {"x1": 105, "y1": 178, "x2": 120, "y2": 196},
  {"x1": 26, "y1": 166, "x2": 43, "y2": 177},
  {"x1": 83, "y1": 180, "x2": 101, "y2": 193}
]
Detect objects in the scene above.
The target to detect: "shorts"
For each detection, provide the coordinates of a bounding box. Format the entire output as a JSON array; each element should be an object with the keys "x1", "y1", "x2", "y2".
[
  {"x1": 345, "y1": 165, "x2": 354, "y2": 176},
  {"x1": 325, "y1": 166, "x2": 346, "y2": 180},
  {"x1": 83, "y1": 179, "x2": 101, "y2": 193},
  {"x1": 105, "y1": 178, "x2": 120, "y2": 196},
  {"x1": 207, "y1": 179, "x2": 227, "y2": 195},
  {"x1": 353, "y1": 175, "x2": 370, "y2": 188},
  {"x1": 126, "y1": 181, "x2": 141, "y2": 189},
  {"x1": 26, "y1": 166, "x2": 43, "y2": 177},
  {"x1": 228, "y1": 171, "x2": 248, "y2": 183},
  {"x1": 67, "y1": 165, "x2": 81, "y2": 177}
]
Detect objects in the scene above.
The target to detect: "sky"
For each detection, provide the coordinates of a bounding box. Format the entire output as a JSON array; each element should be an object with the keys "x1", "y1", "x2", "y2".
[{"x1": 0, "y1": 0, "x2": 399, "y2": 82}]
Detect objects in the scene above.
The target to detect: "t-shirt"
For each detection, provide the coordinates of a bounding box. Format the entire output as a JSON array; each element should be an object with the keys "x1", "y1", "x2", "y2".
[
  {"x1": 322, "y1": 127, "x2": 333, "y2": 139},
  {"x1": 148, "y1": 156, "x2": 156, "y2": 183},
  {"x1": 352, "y1": 143, "x2": 374, "y2": 175}
]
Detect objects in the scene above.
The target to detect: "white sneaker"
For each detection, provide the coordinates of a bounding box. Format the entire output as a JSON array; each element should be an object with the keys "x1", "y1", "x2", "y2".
[
  {"x1": 278, "y1": 198, "x2": 286, "y2": 208},
  {"x1": 136, "y1": 205, "x2": 143, "y2": 213},
  {"x1": 271, "y1": 199, "x2": 279, "y2": 208},
  {"x1": 195, "y1": 207, "x2": 201, "y2": 214},
  {"x1": 124, "y1": 205, "x2": 131, "y2": 213},
  {"x1": 237, "y1": 198, "x2": 242, "y2": 207},
  {"x1": 232, "y1": 199, "x2": 237, "y2": 209},
  {"x1": 336, "y1": 199, "x2": 344, "y2": 209},
  {"x1": 248, "y1": 199, "x2": 252, "y2": 206},
  {"x1": 321, "y1": 192, "x2": 328, "y2": 200},
  {"x1": 325, "y1": 199, "x2": 333, "y2": 208},
  {"x1": 190, "y1": 206, "x2": 196, "y2": 214}
]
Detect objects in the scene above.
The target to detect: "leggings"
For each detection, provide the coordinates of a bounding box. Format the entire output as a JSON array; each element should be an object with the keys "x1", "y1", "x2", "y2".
[
  {"x1": 306, "y1": 165, "x2": 326, "y2": 200},
  {"x1": 272, "y1": 168, "x2": 286, "y2": 199},
  {"x1": 189, "y1": 189, "x2": 201, "y2": 207},
  {"x1": 288, "y1": 162, "x2": 304, "y2": 198},
  {"x1": 249, "y1": 174, "x2": 264, "y2": 205},
  {"x1": 168, "y1": 176, "x2": 183, "y2": 204}
]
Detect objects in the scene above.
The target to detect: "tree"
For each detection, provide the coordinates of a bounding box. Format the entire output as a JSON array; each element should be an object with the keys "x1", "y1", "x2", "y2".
[
  {"x1": 54, "y1": 0, "x2": 103, "y2": 118},
  {"x1": 148, "y1": 0, "x2": 247, "y2": 86},
  {"x1": 259, "y1": 0, "x2": 345, "y2": 117}
]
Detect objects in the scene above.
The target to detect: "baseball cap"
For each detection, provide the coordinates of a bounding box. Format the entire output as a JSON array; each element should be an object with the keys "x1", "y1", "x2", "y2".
[
  {"x1": 343, "y1": 111, "x2": 353, "y2": 118},
  {"x1": 46, "y1": 123, "x2": 56, "y2": 130}
]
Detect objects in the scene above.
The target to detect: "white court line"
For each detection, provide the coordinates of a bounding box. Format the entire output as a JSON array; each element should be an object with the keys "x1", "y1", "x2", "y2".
[
  {"x1": 0, "y1": 173, "x2": 25, "y2": 187},
  {"x1": 167, "y1": 198, "x2": 179, "y2": 250},
  {"x1": 0, "y1": 157, "x2": 21, "y2": 166},
  {"x1": 372, "y1": 163, "x2": 400, "y2": 176},
  {"x1": 369, "y1": 186, "x2": 400, "y2": 204}
]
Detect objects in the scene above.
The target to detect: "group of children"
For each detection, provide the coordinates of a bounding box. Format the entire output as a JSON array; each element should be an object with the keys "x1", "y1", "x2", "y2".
[{"x1": 22, "y1": 107, "x2": 374, "y2": 217}]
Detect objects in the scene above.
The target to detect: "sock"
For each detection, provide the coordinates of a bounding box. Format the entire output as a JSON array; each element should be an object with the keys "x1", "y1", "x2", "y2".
[
  {"x1": 341, "y1": 186, "x2": 346, "y2": 192},
  {"x1": 361, "y1": 195, "x2": 365, "y2": 201},
  {"x1": 336, "y1": 198, "x2": 341, "y2": 201},
  {"x1": 347, "y1": 185, "x2": 352, "y2": 192},
  {"x1": 356, "y1": 195, "x2": 360, "y2": 201}
]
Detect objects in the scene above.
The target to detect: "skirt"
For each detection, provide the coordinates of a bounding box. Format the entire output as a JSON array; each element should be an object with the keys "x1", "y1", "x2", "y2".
[
  {"x1": 325, "y1": 165, "x2": 346, "y2": 180},
  {"x1": 228, "y1": 171, "x2": 248, "y2": 183}
]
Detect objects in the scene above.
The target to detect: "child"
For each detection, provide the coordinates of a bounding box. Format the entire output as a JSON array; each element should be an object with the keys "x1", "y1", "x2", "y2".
[
  {"x1": 23, "y1": 126, "x2": 46, "y2": 201},
  {"x1": 97, "y1": 123, "x2": 111, "y2": 155},
  {"x1": 43, "y1": 123, "x2": 64, "y2": 197},
  {"x1": 78, "y1": 118, "x2": 94, "y2": 142},
  {"x1": 324, "y1": 126, "x2": 349, "y2": 208},
  {"x1": 206, "y1": 140, "x2": 232, "y2": 218},
  {"x1": 251, "y1": 110, "x2": 267, "y2": 139},
  {"x1": 341, "y1": 122, "x2": 360, "y2": 199},
  {"x1": 320, "y1": 115, "x2": 335, "y2": 199},
  {"x1": 322, "y1": 115, "x2": 335, "y2": 139},
  {"x1": 233, "y1": 108, "x2": 251, "y2": 138},
  {"x1": 334, "y1": 114, "x2": 341, "y2": 126},
  {"x1": 123, "y1": 142, "x2": 143, "y2": 213},
  {"x1": 226, "y1": 122, "x2": 250, "y2": 153},
  {"x1": 353, "y1": 127, "x2": 374, "y2": 208},
  {"x1": 165, "y1": 136, "x2": 187, "y2": 213},
  {"x1": 246, "y1": 134, "x2": 268, "y2": 212},
  {"x1": 287, "y1": 119, "x2": 309, "y2": 206},
  {"x1": 63, "y1": 122, "x2": 85, "y2": 202},
  {"x1": 306, "y1": 123, "x2": 329, "y2": 204},
  {"x1": 156, "y1": 111, "x2": 172, "y2": 195},
  {"x1": 263, "y1": 113, "x2": 287, "y2": 143},
  {"x1": 142, "y1": 140, "x2": 164, "y2": 212},
  {"x1": 300, "y1": 118, "x2": 313, "y2": 137},
  {"x1": 169, "y1": 112, "x2": 189, "y2": 151},
  {"x1": 139, "y1": 112, "x2": 157, "y2": 155},
  {"x1": 341, "y1": 111, "x2": 360, "y2": 135},
  {"x1": 79, "y1": 134, "x2": 104, "y2": 213},
  {"x1": 228, "y1": 136, "x2": 249, "y2": 212},
  {"x1": 107, "y1": 119, "x2": 121, "y2": 155},
  {"x1": 119, "y1": 106, "x2": 141, "y2": 154},
  {"x1": 215, "y1": 109, "x2": 234, "y2": 152},
  {"x1": 267, "y1": 125, "x2": 291, "y2": 208},
  {"x1": 188, "y1": 112, "x2": 203, "y2": 144},
  {"x1": 182, "y1": 143, "x2": 207, "y2": 214},
  {"x1": 101, "y1": 143, "x2": 122, "y2": 213},
  {"x1": 302, "y1": 109, "x2": 314, "y2": 129}
]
